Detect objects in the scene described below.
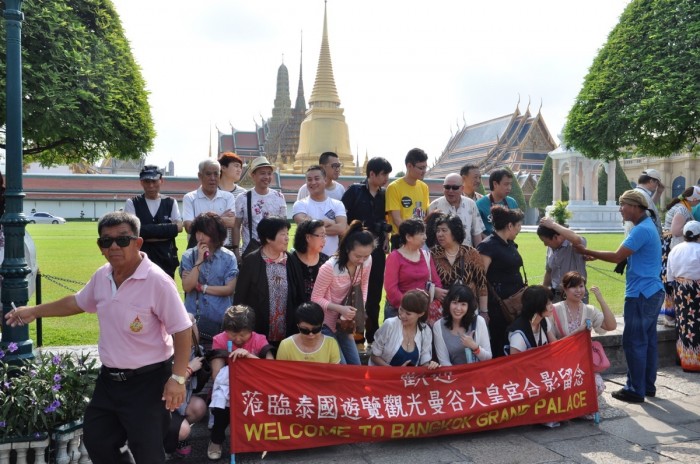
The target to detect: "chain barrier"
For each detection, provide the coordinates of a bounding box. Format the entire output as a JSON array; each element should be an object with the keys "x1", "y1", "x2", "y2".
[
  {"x1": 41, "y1": 273, "x2": 85, "y2": 293},
  {"x1": 585, "y1": 263, "x2": 627, "y2": 284}
]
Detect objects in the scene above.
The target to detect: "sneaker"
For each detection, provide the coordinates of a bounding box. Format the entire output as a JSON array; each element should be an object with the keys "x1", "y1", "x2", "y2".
[
  {"x1": 175, "y1": 440, "x2": 191, "y2": 457},
  {"x1": 611, "y1": 388, "x2": 644, "y2": 403},
  {"x1": 663, "y1": 317, "x2": 676, "y2": 327},
  {"x1": 207, "y1": 441, "x2": 222, "y2": 460},
  {"x1": 542, "y1": 421, "x2": 560, "y2": 428}
]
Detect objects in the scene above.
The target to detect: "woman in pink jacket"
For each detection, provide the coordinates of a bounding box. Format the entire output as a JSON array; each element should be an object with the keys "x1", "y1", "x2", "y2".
[
  {"x1": 384, "y1": 218, "x2": 443, "y2": 319},
  {"x1": 311, "y1": 221, "x2": 375, "y2": 364}
]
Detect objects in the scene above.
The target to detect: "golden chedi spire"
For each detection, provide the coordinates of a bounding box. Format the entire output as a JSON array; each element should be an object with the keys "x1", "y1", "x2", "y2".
[{"x1": 294, "y1": 1, "x2": 355, "y2": 174}]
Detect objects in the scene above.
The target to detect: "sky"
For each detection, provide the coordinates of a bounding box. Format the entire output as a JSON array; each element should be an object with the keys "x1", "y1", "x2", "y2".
[{"x1": 110, "y1": 0, "x2": 632, "y2": 177}]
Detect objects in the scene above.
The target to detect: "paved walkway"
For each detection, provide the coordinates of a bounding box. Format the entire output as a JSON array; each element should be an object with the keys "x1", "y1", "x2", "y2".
[{"x1": 41, "y1": 348, "x2": 700, "y2": 463}]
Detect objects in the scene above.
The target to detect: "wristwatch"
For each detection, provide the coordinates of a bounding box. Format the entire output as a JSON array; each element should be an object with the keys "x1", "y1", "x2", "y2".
[{"x1": 170, "y1": 374, "x2": 186, "y2": 385}]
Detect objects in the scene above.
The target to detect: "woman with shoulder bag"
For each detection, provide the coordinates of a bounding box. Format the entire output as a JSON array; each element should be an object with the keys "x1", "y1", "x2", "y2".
[
  {"x1": 311, "y1": 220, "x2": 375, "y2": 365},
  {"x1": 476, "y1": 205, "x2": 526, "y2": 358}
]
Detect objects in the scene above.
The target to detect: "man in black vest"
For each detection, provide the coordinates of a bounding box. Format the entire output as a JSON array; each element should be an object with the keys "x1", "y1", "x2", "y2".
[{"x1": 124, "y1": 165, "x2": 183, "y2": 278}]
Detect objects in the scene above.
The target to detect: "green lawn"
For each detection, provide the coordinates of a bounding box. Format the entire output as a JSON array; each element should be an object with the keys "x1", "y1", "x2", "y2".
[{"x1": 13, "y1": 223, "x2": 628, "y2": 347}]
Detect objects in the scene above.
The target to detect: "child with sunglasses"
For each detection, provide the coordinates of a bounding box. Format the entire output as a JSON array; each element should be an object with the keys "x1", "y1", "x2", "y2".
[
  {"x1": 276, "y1": 302, "x2": 341, "y2": 363},
  {"x1": 207, "y1": 305, "x2": 273, "y2": 460}
]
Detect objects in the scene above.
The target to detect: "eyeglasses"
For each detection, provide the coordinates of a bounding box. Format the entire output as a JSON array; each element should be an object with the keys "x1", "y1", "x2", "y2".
[
  {"x1": 297, "y1": 325, "x2": 322, "y2": 335},
  {"x1": 330, "y1": 163, "x2": 343, "y2": 169},
  {"x1": 443, "y1": 185, "x2": 461, "y2": 190},
  {"x1": 412, "y1": 164, "x2": 428, "y2": 172},
  {"x1": 97, "y1": 236, "x2": 138, "y2": 248}
]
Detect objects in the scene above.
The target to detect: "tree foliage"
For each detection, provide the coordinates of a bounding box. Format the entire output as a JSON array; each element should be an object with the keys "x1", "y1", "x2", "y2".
[
  {"x1": 597, "y1": 159, "x2": 631, "y2": 205},
  {"x1": 564, "y1": 0, "x2": 700, "y2": 159},
  {"x1": 529, "y1": 155, "x2": 569, "y2": 210},
  {"x1": 504, "y1": 167, "x2": 527, "y2": 211},
  {"x1": 0, "y1": 0, "x2": 154, "y2": 165}
]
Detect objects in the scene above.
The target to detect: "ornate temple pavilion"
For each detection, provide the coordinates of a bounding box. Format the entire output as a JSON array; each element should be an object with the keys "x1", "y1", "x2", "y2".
[{"x1": 428, "y1": 103, "x2": 557, "y2": 179}]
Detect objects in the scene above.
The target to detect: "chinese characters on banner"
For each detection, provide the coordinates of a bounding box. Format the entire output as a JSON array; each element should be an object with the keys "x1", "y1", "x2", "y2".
[{"x1": 230, "y1": 331, "x2": 597, "y2": 454}]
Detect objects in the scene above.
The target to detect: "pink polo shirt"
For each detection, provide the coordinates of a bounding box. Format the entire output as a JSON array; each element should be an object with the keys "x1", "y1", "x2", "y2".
[{"x1": 75, "y1": 253, "x2": 192, "y2": 369}]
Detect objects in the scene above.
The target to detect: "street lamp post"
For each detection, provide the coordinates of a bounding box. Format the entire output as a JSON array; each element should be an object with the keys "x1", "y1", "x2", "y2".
[{"x1": 1, "y1": 0, "x2": 32, "y2": 362}]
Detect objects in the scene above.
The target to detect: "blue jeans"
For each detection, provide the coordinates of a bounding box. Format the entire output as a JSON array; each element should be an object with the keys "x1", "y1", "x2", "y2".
[
  {"x1": 322, "y1": 325, "x2": 361, "y2": 365},
  {"x1": 622, "y1": 290, "x2": 664, "y2": 397}
]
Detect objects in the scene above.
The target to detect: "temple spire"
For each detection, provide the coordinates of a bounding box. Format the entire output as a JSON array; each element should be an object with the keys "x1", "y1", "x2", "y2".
[
  {"x1": 308, "y1": 1, "x2": 340, "y2": 106},
  {"x1": 294, "y1": 30, "x2": 306, "y2": 112}
]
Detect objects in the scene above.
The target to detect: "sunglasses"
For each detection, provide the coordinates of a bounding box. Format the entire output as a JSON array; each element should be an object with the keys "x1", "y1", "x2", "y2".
[
  {"x1": 297, "y1": 325, "x2": 322, "y2": 335},
  {"x1": 97, "y1": 236, "x2": 138, "y2": 248},
  {"x1": 330, "y1": 163, "x2": 343, "y2": 169},
  {"x1": 443, "y1": 185, "x2": 460, "y2": 190}
]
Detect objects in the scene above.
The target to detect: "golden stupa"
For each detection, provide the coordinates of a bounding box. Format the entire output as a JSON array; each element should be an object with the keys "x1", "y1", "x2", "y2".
[{"x1": 293, "y1": 3, "x2": 355, "y2": 175}]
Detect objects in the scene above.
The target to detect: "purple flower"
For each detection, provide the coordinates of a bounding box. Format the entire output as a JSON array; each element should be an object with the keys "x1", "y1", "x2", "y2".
[
  {"x1": 44, "y1": 400, "x2": 61, "y2": 413},
  {"x1": 52, "y1": 383, "x2": 62, "y2": 391},
  {"x1": 34, "y1": 433, "x2": 42, "y2": 439},
  {"x1": 52, "y1": 355, "x2": 61, "y2": 365},
  {"x1": 29, "y1": 369, "x2": 37, "y2": 378},
  {"x1": 0, "y1": 350, "x2": 5, "y2": 360},
  {"x1": 7, "y1": 342, "x2": 18, "y2": 353},
  {"x1": 3, "y1": 381, "x2": 11, "y2": 389},
  {"x1": 53, "y1": 374, "x2": 62, "y2": 382},
  {"x1": 0, "y1": 421, "x2": 6, "y2": 428}
]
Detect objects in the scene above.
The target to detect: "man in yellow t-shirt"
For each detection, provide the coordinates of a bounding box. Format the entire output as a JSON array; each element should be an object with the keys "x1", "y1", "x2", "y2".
[{"x1": 386, "y1": 148, "x2": 430, "y2": 249}]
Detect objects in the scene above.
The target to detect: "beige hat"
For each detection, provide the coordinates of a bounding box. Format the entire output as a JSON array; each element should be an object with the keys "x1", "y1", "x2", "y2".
[
  {"x1": 249, "y1": 156, "x2": 274, "y2": 173},
  {"x1": 641, "y1": 169, "x2": 662, "y2": 182},
  {"x1": 619, "y1": 190, "x2": 649, "y2": 208}
]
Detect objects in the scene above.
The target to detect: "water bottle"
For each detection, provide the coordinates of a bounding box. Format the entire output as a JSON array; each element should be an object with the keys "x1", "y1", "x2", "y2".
[{"x1": 464, "y1": 348, "x2": 474, "y2": 363}]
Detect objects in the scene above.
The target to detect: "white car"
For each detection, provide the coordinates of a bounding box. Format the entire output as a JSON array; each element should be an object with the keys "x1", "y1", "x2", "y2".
[{"x1": 27, "y1": 212, "x2": 66, "y2": 224}]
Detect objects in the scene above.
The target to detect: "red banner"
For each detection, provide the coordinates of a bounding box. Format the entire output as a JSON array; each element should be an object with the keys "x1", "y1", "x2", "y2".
[{"x1": 229, "y1": 331, "x2": 597, "y2": 453}]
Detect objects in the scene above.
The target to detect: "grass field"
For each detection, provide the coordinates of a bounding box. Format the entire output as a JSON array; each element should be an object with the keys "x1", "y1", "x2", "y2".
[{"x1": 15, "y1": 222, "x2": 629, "y2": 346}]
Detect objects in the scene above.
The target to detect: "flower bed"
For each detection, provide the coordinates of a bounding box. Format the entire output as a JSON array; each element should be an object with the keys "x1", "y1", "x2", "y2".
[{"x1": 0, "y1": 343, "x2": 98, "y2": 461}]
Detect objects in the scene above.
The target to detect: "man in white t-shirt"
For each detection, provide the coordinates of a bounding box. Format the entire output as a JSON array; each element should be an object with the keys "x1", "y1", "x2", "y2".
[
  {"x1": 296, "y1": 151, "x2": 345, "y2": 201},
  {"x1": 232, "y1": 156, "x2": 287, "y2": 260},
  {"x1": 293, "y1": 165, "x2": 348, "y2": 256},
  {"x1": 428, "y1": 173, "x2": 484, "y2": 247},
  {"x1": 124, "y1": 165, "x2": 183, "y2": 277},
  {"x1": 182, "y1": 160, "x2": 236, "y2": 250}
]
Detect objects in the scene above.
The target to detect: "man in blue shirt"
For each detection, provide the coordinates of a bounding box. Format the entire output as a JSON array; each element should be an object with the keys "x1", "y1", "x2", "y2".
[
  {"x1": 575, "y1": 190, "x2": 664, "y2": 403},
  {"x1": 476, "y1": 169, "x2": 519, "y2": 236}
]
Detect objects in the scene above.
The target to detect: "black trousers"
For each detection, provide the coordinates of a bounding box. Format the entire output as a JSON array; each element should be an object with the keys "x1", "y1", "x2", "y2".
[
  {"x1": 210, "y1": 407, "x2": 230, "y2": 445},
  {"x1": 365, "y1": 246, "x2": 386, "y2": 343},
  {"x1": 83, "y1": 364, "x2": 171, "y2": 464}
]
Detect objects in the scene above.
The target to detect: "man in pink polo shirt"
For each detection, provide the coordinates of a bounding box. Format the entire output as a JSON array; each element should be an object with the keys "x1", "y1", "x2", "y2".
[{"x1": 6, "y1": 212, "x2": 192, "y2": 464}]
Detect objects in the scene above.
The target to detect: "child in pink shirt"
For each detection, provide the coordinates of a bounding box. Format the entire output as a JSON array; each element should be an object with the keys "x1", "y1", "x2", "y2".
[{"x1": 207, "y1": 306, "x2": 273, "y2": 460}]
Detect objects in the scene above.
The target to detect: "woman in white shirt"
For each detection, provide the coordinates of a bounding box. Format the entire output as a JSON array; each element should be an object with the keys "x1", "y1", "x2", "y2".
[
  {"x1": 433, "y1": 285, "x2": 492, "y2": 365},
  {"x1": 370, "y1": 289, "x2": 439, "y2": 368}
]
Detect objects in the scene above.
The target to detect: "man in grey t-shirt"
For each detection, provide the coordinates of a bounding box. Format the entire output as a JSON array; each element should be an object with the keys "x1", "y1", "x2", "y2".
[{"x1": 537, "y1": 216, "x2": 588, "y2": 303}]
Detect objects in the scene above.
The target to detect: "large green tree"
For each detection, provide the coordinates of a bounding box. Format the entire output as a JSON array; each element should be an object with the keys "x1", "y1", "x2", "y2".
[
  {"x1": 564, "y1": 0, "x2": 700, "y2": 159},
  {"x1": 0, "y1": 0, "x2": 154, "y2": 165}
]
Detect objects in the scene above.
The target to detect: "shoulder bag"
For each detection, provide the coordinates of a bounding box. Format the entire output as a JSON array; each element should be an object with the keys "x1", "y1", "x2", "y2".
[
  {"x1": 242, "y1": 190, "x2": 261, "y2": 258},
  {"x1": 552, "y1": 307, "x2": 610, "y2": 373},
  {"x1": 337, "y1": 264, "x2": 365, "y2": 334}
]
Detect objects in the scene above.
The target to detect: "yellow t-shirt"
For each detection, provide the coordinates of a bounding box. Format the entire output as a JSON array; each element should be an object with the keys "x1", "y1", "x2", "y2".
[
  {"x1": 386, "y1": 178, "x2": 430, "y2": 234},
  {"x1": 275, "y1": 335, "x2": 341, "y2": 363}
]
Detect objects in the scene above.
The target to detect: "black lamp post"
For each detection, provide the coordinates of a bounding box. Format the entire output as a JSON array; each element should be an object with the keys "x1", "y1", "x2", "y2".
[{"x1": 1, "y1": 0, "x2": 32, "y2": 362}]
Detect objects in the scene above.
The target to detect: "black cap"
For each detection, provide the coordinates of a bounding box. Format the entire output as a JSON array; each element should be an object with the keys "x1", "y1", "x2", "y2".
[{"x1": 139, "y1": 165, "x2": 162, "y2": 180}]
